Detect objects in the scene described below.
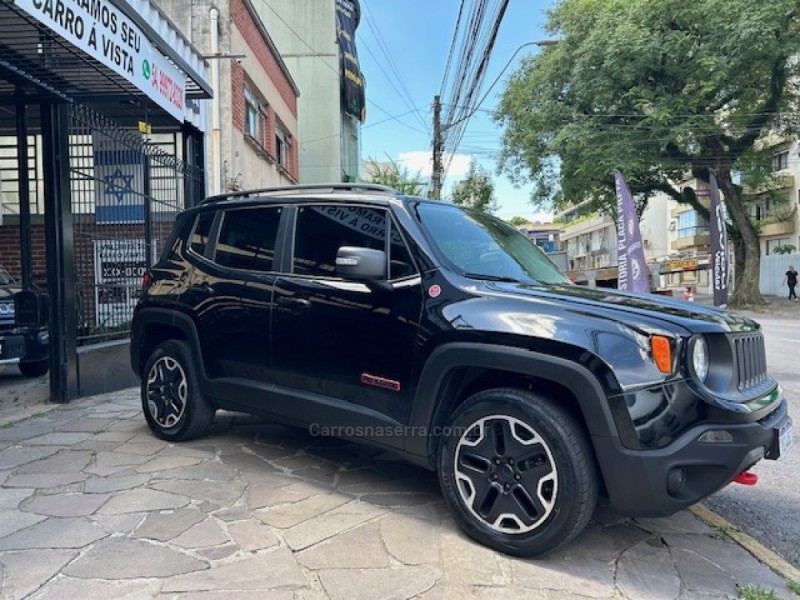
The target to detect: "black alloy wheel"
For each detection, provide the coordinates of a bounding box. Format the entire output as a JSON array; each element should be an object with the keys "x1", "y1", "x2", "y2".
[
  {"x1": 438, "y1": 388, "x2": 598, "y2": 557},
  {"x1": 141, "y1": 340, "x2": 214, "y2": 441}
]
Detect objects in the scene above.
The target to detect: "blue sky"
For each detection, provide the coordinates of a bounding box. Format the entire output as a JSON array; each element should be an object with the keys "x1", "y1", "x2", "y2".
[{"x1": 356, "y1": 0, "x2": 555, "y2": 222}]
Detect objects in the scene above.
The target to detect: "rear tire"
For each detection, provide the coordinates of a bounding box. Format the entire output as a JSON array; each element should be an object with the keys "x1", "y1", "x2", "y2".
[
  {"x1": 437, "y1": 388, "x2": 598, "y2": 557},
  {"x1": 141, "y1": 340, "x2": 214, "y2": 441}
]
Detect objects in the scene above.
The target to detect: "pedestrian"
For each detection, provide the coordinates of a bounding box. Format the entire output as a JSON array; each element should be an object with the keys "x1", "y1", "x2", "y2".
[
  {"x1": 682, "y1": 285, "x2": 695, "y2": 302},
  {"x1": 784, "y1": 265, "x2": 798, "y2": 301}
]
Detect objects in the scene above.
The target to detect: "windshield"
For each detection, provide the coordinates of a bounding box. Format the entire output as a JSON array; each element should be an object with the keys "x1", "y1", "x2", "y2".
[
  {"x1": 415, "y1": 203, "x2": 568, "y2": 285},
  {"x1": 0, "y1": 267, "x2": 14, "y2": 286}
]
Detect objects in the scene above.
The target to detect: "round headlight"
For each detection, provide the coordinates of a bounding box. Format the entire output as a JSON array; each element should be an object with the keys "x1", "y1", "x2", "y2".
[{"x1": 692, "y1": 336, "x2": 709, "y2": 382}]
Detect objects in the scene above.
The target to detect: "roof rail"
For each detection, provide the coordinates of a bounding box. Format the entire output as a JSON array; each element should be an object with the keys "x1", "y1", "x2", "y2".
[{"x1": 200, "y1": 183, "x2": 398, "y2": 205}]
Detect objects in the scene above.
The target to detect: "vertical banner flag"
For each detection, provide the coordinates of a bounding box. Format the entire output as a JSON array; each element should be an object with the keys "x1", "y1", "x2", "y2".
[
  {"x1": 94, "y1": 139, "x2": 145, "y2": 224},
  {"x1": 709, "y1": 172, "x2": 729, "y2": 307},
  {"x1": 335, "y1": 0, "x2": 366, "y2": 122},
  {"x1": 614, "y1": 170, "x2": 651, "y2": 293}
]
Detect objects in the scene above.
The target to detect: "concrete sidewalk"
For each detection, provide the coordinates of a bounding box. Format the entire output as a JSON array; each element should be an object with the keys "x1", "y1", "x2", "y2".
[{"x1": 0, "y1": 388, "x2": 795, "y2": 600}]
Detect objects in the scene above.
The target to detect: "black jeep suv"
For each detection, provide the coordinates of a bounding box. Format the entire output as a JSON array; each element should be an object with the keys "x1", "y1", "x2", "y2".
[{"x1": 131, "y1": 183, "x2": 792, "y2": 556}]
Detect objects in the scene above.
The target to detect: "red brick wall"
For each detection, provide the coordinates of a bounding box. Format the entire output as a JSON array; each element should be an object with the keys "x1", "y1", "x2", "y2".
[
  {"x1": 231, "y1": 0, "x2": 299, "y2": 117},
  {"x1": 231, "y1": 60, "x2": 245, "y2": 134},
  {"x1": 0, "y1": 220, "x2": 175, "y2": 329},
  {"x1": 0, "y1": 226, "x2": 46, "y2": 279}
]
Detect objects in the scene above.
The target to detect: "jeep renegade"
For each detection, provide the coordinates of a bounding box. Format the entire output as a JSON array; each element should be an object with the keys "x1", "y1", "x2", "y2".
[{"x1": 130, "y1": 183, "x2": 792, "y2": 556}]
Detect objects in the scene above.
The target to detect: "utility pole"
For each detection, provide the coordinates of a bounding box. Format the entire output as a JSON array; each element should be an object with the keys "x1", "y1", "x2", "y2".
[
  {"x1": 432, "y1": 95, "x2": 443, "y2": 199},
  {"x1": 431, "y1": 41, "x2": 555, "y2": 200}
]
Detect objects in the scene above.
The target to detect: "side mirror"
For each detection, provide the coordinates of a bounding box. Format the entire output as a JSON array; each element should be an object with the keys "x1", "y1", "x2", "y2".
[{"x1": 336, "y1": 247, "x2": 387, "y2": 281}]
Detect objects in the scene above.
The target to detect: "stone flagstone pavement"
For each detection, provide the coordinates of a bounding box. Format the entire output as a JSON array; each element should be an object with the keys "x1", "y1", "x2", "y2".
[{"x1": 0, "y1": 388, "x2": 794, "y2": 599}]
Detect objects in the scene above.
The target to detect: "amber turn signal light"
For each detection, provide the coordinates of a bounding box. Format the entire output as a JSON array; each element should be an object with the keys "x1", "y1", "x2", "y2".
[{"x1": 650, "y1": 335, "x2": 673, "y2": 374}]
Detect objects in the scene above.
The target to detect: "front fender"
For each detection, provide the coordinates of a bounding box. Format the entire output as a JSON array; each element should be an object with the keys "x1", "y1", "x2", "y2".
[{"x1": 406, "y1": 342, "x2": 636, "y2": 461}]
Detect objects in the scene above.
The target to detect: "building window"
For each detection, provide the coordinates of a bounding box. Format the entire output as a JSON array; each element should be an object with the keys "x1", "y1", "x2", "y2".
[
  {"x1": 766, "y1": 237, "x2": 790, "y2": 256},
  {"x1": 677, "y1": 210, "x2": 709, "y2": 238},
  {"x1": 275, "y1": 124, "x2": 290, "y2": 169},
  {"x1": 773, "y1": 151, "x2": 789, "y2": 171},
  {"x1": 244, "y1": 84, "x2": 265, "y2": 147}
]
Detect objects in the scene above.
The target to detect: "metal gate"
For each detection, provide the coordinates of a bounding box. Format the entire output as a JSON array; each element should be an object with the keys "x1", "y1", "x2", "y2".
[{"x1": 68, "y1": 104, "x2": 203, "y2": 345}]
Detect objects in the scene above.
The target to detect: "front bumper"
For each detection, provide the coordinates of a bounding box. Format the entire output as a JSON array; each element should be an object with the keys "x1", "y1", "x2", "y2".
[
  {"x1": 594, "y1": 396, "x2": 790, "y2": 517},
  {"x1": 0, "y1": 330, "x2": 48, "y2": 366}
]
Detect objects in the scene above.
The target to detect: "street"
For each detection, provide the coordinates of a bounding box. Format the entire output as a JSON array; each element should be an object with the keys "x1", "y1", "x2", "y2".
[
  {"x1": 0, "y1": 388, "x2": 792, "y2": 599},
  {"x1": 704, "y1": 309, "x2": 800, "y2": 569}
]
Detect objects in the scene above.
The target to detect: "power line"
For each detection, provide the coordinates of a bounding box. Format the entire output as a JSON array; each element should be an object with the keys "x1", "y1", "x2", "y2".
[
  {"x1": 360, "y1": 39, "x2": 431, "y2": 134},
  {"x1": 368, "y1": 99, "x2": 430, "y2": 135},
  {"x1": 361, "y1": 2, "x2": 430, "y2": 132},
  {"x1": 435, "y1": 0, "x2": 511, "y2": 189},
  {"x1": 253, "y1": 0, "x2": 340, "y2": 77},
  {"x1": 302, "y1": 106, "x2": 429, "y2": 146}
]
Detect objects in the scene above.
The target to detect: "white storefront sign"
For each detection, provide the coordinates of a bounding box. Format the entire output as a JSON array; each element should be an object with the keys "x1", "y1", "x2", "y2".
[
  {"x1": 94, "y1": 239, "x2": 152, "y2": 328},
  {"x1": 15, "y1": 0, "x2": 186, "y2": 121}
]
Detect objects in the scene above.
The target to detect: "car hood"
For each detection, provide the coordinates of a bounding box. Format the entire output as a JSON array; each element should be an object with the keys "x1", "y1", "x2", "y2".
[{"x1": 476, "y1": 281, "x2": 758, "y2": 334}]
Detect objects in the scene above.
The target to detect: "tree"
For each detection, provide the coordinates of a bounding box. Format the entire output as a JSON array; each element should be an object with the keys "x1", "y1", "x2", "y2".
[
  {"x1": 451, "y1": 161, "x2": 498, "y2": 213},
  {"x1": 507, "y1": 216, "x2": 531, "y2": 227},
  {"x1": 495, "y1": 0, "x2": 800, "y2": 306},
  {"x1": 363, "y1": 156, "x2": 428, "y2": 196}
]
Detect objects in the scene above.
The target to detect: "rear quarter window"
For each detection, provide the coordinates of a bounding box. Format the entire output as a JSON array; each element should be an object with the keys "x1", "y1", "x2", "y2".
[{"x1": 189, "y1": 212, "x2": 216, "y2": 257}]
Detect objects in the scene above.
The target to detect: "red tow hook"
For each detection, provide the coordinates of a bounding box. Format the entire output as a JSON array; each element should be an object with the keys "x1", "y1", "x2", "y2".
[{"x1": 733, "y1": 471, "x2": 758, "y2": 486}]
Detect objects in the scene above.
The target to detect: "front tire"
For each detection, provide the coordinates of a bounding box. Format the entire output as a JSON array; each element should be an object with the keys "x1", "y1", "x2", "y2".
[
  {"x1": 438, "y1": 388, "x2": 598, "y2": 557},
  {"x1": 19, "y1": 360, "x2": 48, "y2": 378},
  {"x1": 141, "y1": 340, "x2": 214, "y2": 441}
]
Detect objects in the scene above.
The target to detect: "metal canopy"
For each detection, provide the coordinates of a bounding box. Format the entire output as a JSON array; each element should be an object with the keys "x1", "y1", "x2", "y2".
[{"x1": 0, "y1": 0, "x2": 210, "y2": 110}]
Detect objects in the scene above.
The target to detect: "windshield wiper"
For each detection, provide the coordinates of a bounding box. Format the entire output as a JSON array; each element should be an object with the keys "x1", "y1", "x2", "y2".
[{"x1": 463, "y1": 272, "x2": 520, "y2": 283}]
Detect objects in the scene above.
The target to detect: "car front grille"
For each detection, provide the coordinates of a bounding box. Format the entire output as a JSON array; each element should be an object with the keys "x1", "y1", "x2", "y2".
[{"x1": 732, "y1": 332, "x2": 767, "y2": 391}]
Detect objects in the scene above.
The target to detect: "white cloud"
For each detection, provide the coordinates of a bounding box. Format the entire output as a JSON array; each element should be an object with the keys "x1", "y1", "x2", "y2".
[{"x1": 397, "y1": 151, "x2": 473, "y2": 179}]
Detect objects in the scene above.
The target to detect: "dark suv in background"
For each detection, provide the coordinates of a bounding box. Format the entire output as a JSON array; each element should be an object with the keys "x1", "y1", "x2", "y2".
[
  {"x1": 131, "y1": 184, "x2": 792, "y2": 556},
  {"x1": 0, "y1": 267, "x2": 48, "y2": 378}
]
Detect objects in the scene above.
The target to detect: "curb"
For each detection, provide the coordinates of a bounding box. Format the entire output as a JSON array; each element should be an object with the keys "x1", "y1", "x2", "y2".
[{"x1": 691, "y1": 504, "x2": 800, "y2": 585}]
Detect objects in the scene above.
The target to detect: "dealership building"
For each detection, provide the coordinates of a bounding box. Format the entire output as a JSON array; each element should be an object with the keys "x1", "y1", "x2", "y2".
[{"x1": 0, "y1": 0, "x2": 211, "y2": 403}]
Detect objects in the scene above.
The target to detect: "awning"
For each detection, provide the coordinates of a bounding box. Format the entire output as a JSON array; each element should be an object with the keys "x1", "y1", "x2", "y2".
[{"x1": 0, "y1": 0, "x2": 210, "y2": 128}]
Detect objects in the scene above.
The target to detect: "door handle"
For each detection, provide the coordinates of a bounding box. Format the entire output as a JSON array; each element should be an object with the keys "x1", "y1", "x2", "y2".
[
  {"x1": 277, "y1": 296, "x2": 311, "y2": 308},
  {"x1": 189, "y1": 283, "x2": 215, "y2": 295}
]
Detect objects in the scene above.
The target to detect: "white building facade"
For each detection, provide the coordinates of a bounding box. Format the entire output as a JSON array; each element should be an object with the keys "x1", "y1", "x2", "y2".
[{"x1": 256, "y1": 0, "x2": 365, "y2": 184}]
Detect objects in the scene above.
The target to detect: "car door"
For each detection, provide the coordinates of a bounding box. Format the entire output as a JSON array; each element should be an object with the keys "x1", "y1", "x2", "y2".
[
  {"x1": 271, "y1": 203, "x2": 423, "y2": 424},
  {"x1": 182, "y1": 210, "x2": 245, "y2": 380},
  {"x1": 207, "y1": 205, "x2": 284, "y2": 383},
  {"x1": 183, "y1": 206, "x2": 282, "y2": 383}
]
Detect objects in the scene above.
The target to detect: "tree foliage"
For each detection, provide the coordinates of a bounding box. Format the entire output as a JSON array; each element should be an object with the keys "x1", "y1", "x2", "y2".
[
  {"x1": 363, "y1": 157, "x2": 428, "y2": 196},
  {"x1": 773, "y1": 244, "x2": 797, "y2": 255},
  {"x1": 495, "y1": 0, "x2": 800, "y2": 306},
  {"x1": 507, "y1": 215, "x2": 531, "y2": 227},
  {"x1": 451, "y1": 161, "x2": 498, "y2": 213}
]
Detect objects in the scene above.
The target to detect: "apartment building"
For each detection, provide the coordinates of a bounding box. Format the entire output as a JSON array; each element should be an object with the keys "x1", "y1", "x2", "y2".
[
  {"x1": 157, "y1": 0, "x2": 301, "y2": 193},
  {"x1": 559, "y1": 193, "x2": 670, "y2": 287},
  {"x1": 257, "y1": 0, "x2": 365, "y2": 184},
  {"x1": 749, "y1": 141, "x2": 798, "y2": 256}
]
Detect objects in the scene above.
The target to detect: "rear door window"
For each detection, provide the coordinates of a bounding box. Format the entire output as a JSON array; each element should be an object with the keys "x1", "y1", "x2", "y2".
[{"x1": 214, "y1": 207, "x2": 282, "y2": 272}]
